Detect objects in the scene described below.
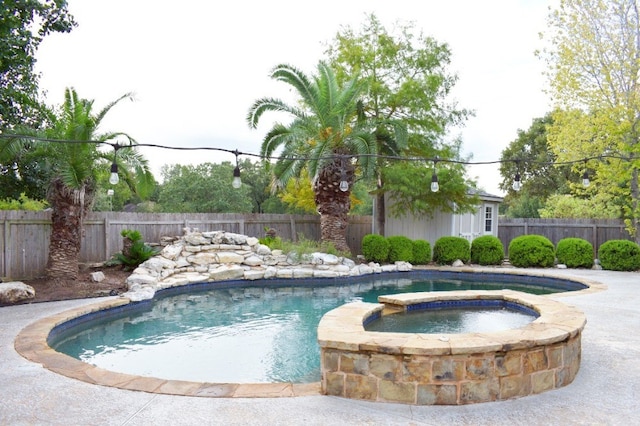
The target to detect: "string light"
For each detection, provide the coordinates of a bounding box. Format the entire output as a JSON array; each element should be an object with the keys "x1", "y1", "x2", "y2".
[
  {"x1": 339, "y1": 156, "x2": 349, "y2": 192},
  {"x1": 109, "y1": 143, "x2": 121, "y2": 185},
  {"x1": 582, "y1": 160, "x2": 590, "y2": 187},
  {"x1": 1, "y1": 134, "x2": 636, "y2": 190},
  {"x1": 232, "y1": 149, "x2": 242, "y2": 189},
  {"x1": 430, "y1": 158, "x2": 439, "y2": 192}
]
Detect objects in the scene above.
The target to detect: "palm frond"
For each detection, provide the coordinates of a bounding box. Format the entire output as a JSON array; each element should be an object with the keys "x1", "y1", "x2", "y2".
[{"x1": 247, "y1": 98, "x2": 306, "y2": 129}]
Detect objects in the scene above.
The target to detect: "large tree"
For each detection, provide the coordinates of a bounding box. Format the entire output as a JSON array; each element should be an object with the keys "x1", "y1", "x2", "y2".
[
  {"x1": 498, "y1": 115, "x2": 576, "y2": 217},
  {"x1": 158, "y1": 162, "x2": 254, "y2": 213},
  {"x1": 247, "y1": 62, "x2": 376, "y2": 252},
  {"x1": 325, "y1": 13, "x2": 474, "y2": 234},
  {"x1": 0, "y1": 88, "x2": 154, "y2": 284},
  {"x1": 541, "y1": 0, "x2": 640, "y2": 240},
  {"x1": 0, "y1": 0, "x2": 76, "y2": 129}
]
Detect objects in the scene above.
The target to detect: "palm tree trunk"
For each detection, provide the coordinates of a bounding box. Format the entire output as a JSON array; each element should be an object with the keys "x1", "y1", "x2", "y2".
[
  {"x1": 46, "y1": 178, "x2": 92, "y2": 284},
  {"x1": 313, "y1": 157, "x2": 353, "y2": 253}
]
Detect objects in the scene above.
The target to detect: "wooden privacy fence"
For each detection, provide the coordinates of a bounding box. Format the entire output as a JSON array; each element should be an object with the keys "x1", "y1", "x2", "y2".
[
  {"x1": 0, "y1": 211, "x2": 372, "y2": 280},
  {"x1": 498, "y1": 218, "x2": 632, "y2": 257}
]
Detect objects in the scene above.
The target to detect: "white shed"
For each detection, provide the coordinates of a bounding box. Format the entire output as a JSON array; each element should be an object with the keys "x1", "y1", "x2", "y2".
[{"x1": 382, "y1": 189, "x2": 503, "y2": 245}]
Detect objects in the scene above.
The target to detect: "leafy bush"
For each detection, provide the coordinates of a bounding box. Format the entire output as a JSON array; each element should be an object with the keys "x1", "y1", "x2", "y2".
[
  {"x1": 411, "y1": 239, "x2": 431, "y2": 265},
  {"x1": 470, "y1": 235, "x2": 504, "y2": 265},
  {"x1": 107, "y1": 229, "x2": 160, "y2": 270},
  {"x1": 433, "y1": 236, "x2": 470, "y2": 265},
  {"x1": 556, "y1": 238, "x2": 594, "y2": 268},
  {"x1": 508, "y1": 235, "x2": 555, "y2": 268},
  {"x1": 598, "y1": 239, "x2": 640, "y2": 271},
  {"x1": 362, "y1": 234, "x2": 390, "y2": 263},
  {"x1": 387, "y1": 235, "x2": 414, "y2": 262}
]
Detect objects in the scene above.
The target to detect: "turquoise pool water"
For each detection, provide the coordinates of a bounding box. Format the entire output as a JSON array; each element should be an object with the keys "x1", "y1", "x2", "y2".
[{"x1": 50, "y1": 272, "x2": 583, "y2": 384}]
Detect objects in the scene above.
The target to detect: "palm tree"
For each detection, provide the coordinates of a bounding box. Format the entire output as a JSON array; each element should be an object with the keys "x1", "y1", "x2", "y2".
[
  {"x1": 247, "y1": 62, "x2": 376, "y2": 252},
  {"x1": 0, "y1": 88, "x2": 154, "y2": 284}
]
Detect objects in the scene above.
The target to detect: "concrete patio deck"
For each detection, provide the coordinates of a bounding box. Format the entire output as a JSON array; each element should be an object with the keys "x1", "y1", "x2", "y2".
[{"x1": 1, "y1": 268, "x2": 638, "y2": 425}]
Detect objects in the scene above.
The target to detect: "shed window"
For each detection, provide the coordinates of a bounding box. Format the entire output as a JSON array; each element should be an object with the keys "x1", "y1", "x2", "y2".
[{"x1": 485, "y1": 206, "x2": 493, "y2": 232}]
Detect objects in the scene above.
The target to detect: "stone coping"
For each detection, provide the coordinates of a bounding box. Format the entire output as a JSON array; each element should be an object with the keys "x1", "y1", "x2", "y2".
[
  {"x1": 14, "y1": 268, "x2": 599, "y2": 399},
  {"x1": 317, "y1": 290, "x2": 587, "y2": 356}
]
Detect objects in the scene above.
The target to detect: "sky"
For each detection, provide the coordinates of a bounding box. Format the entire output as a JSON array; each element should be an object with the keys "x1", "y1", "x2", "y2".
[{"x1": 35, "y1": 0, "x2": 555, "y2": 196}]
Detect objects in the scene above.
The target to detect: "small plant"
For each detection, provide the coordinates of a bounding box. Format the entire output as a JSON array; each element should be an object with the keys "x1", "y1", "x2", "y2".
[
  {"x1": 387, "y1": 235, "x2": 414, "y2": 262},
  {"x1": 433, "y1": 236, "x2": 470, "y2": 265},
  {"x1": 508, "y1": 235, "x2": 555, "y2": 268},
  {"x1": 411, "y1": 239, "x2": 431, "y2": 265},
  {"x1": 556, "y1": 238, "x2": 594, "y2": 268},
  {"x1": 598, "y1": 239, "x2": 640, "y2": 271},
  {"x1": 107, "y1": 229, "x2": 160, "y2": 270},
  {"x1": 362, "y1": 234, "x2": 390, "y2": 263},
  {"x1": 471, "y1": 235, "x2": 504, "y2": 265}
]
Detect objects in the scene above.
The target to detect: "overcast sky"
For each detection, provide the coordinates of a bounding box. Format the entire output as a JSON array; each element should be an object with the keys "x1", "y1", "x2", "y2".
[{"x1": 35, "y1": 0, "x2": 555, "y2": 195}]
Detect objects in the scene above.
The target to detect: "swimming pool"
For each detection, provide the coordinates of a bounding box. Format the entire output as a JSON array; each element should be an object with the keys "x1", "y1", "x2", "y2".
[{"x1": 49, "y1": 271, "x2": 586, "y2": 384}]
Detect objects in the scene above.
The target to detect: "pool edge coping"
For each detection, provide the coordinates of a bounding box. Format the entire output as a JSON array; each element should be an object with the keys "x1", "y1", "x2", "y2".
[{"x1": 13, "y1": 267, "x2": 604, "y2": 399}]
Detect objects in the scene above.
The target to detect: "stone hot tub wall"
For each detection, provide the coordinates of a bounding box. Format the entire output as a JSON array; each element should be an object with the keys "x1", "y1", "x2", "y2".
[{"x1": 318, "y1": 290, "x2": 586, "y2": 405}]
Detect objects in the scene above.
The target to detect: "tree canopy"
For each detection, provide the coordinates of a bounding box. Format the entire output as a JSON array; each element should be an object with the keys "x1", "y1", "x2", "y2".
[
  {"x1": 325, "y1": 13, "x2": 477, "y2": 232},
  {"x1": 0, "y1": 0, "x2": 76, "y2": 129},
  {"x1": 541, "y1": 0, "x2": 640, "y2": 238}
]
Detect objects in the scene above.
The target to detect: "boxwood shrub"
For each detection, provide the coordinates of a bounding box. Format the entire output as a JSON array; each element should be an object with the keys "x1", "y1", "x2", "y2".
[
  {"x1": 411, "y1": 239, "x2": 432, "y2": 265},
  {"x1": 556, "y1": 238, "x2": 594, "y2": 268},
  {"x1": 508, "y1": 235, "x2": 555, "y2": 268},
  {"x1": 361, "y1": 234, "x2": 390, "y2": 263},
  {"x1": 387, "y1": 235, "x2": 414, "y2": 262},
  {"x1": 470, "y1": 235, "x2": 504, "y2": 265},
  {"x1": 432, "y1": 236, "x2": 470, "y2": 265},
  {"x1": 598, "y1": 239, "x2": 640, "y2": 271}
]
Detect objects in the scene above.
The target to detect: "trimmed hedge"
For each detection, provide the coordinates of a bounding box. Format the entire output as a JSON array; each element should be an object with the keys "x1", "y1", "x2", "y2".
[
  {"x1": 387, "y1": 235, "x2": 414, "y2": 262},
  {"x1": 556, "y1": 238, "x2": 594, "y2": 268},
  {"x1": 508, "y1": 235, "x2": 555, "y2": 268},
  {"x1": 361, "y1": 234, "x2": 390, "y2": 263},
  {"x1": 411, "y1": 239, "x2": 432, "y2": 265},
  {"x1": 433, "y1": 236, "x2": 470, "y2": 265},
  {"x1": 470, "y1": 235, "x2": 504, "y2": 265},
  {"x1": 598, "y1": 239, "x2": 640, "y2": 271}
]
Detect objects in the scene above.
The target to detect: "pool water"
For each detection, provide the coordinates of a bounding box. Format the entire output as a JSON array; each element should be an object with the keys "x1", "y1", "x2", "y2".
[
  {"x1": 51, "y1": 274, "x2": 574, "y2": 384},
  {"x1": 365, "y1": 307, "x2": 535, "y2": 334}
]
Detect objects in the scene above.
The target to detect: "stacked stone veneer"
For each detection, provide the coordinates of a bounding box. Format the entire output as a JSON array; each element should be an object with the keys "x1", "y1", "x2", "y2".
[
  {"x1": 123, "y1": 229, "x2": 412, "y2": 302},
  {"x1": 318, "y1": 290, "x2": 586, "y2": 405}
]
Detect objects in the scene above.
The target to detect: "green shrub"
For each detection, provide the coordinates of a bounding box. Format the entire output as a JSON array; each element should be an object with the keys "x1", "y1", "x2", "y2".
[
  {"x1": 432, "y1": 236, "x2": 470, "y2": 265},
  {"x1": 470, "y1": 235, "x2": 504, "y2": 265},
  {"x1": 508, "y1": 235, "x2": 555, "y2": 268},
  {"x1": 362, "y1": 234, "x2": 390, "y2": 263},
  {"x1": 387, "y1": 235, "x2": 414, "y2": 262},
  {"x1": 411, "y1": 239, "x2": 431, "y2": 265},
  {"x1": 106, "y1": 229, "x2": 160, "y2": 270},
  {"x1": 598, "y1": 239, "x2": 640, "y2": 271},
  {"x1": 556, "y1": 238, "x2": 594, "y2": 268}
]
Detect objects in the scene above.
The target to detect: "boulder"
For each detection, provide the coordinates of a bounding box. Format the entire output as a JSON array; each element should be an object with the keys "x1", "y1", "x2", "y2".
[
  {"x1": 90, "y1": 271, "x2": 106, "y2": 282},
  {"x1": 0, "y1": 282, "x2": 35, "y2": 304}
]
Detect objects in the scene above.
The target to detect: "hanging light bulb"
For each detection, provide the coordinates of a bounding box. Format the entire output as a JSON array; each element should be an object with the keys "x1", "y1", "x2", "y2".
[
  {"x1": 582, "y1": 170, "x2": 590, "y2": 187},
  {"x1": 339, "y1": 155, "x2": 349, "y2": 192},
  {"x1": 109, "y1": 162, "x2": 119, "y2": 185},
  {"x1": 430, "y1": 172, "x2": 439, "y2": 192},
  {"x1": 512, "y1": 172, "x2": 522, "y2": 191},
  {"x1": 109, "y1": 143, "x2": 121, "y2": 185},
  {"x1": 232, "y1": 165, "x2": 242, "y2": 189}
]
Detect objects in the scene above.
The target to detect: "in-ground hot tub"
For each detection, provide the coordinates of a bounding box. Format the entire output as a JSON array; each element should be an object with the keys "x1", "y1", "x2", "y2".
[{"x1": 318, "y1": 290, "x2": 586, "y2": 405}]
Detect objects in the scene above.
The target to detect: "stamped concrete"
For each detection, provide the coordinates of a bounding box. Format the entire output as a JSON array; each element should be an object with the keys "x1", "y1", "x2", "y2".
[{"x1": 1, "y1": 268, "x2": 639, "y2": 425}]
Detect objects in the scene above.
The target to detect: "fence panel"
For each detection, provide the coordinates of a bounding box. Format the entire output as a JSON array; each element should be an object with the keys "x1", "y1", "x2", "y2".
[
  {"x1": 498, "y1": 218, "x2": 631, "y2": 257},
  {"x1": 1, "y1": 211, "x2": 372, "y2": 280}
]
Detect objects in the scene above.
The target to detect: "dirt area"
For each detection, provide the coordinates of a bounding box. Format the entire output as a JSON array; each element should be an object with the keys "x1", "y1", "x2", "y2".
[{"x1": 15, "y1": 265, "x2": 130, "y2": 304}]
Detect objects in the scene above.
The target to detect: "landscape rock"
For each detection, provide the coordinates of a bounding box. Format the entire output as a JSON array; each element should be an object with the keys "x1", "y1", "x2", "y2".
[
  {"x1": 124, "y1": 230, "x2": 415, "y2": 302},
  {"x1": 452, "y1": 259, "x2": 465, "y2": 267},
  {"x1": 90, "y1": 271, "x2": 106, "y2": 282},
  {"x1": 0, "y1": 282, "x2": 35, "y2": 304}
]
